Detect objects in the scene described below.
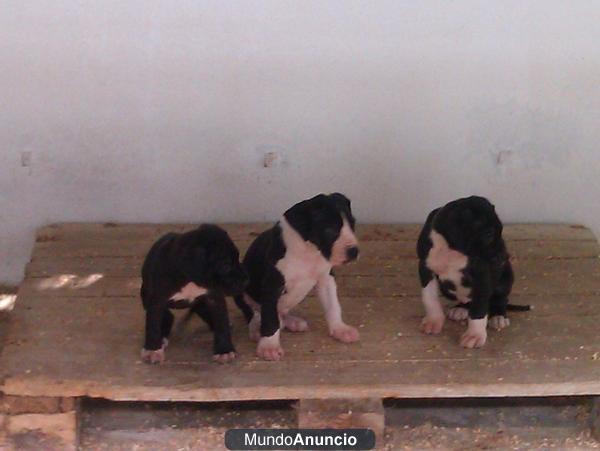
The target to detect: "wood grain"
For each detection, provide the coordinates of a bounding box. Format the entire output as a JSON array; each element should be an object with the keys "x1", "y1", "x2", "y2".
[{"x1": 2, "y1": 223, "x2": 600, "y2": 402}]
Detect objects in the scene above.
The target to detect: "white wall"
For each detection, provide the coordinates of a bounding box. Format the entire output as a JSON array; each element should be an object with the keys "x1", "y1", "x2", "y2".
[{"x1": 1, "y1": 1, "x2": 599, "y2": 284}]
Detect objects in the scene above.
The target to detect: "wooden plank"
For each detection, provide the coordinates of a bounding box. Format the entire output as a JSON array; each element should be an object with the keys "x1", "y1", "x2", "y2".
[
  {"x1": 30, "y1": 237, "x2": 600, "y2": 260},
  {"x1": 0, "y1": 396, "x2": 75, "y2": 415},
  {"x1": 3, "y1": 223, "x2": 600, "y2": 405},
  {"x1": 2, "y1": 289, "x2": 600, "y2": 401},
  {"x1": 20, "y1": 258, "x2": 600, "y2": 298},
  {"x1": 5, "y1": 294, "x2": 600, "y2": 363},
  {"x1": 35, "y1": 222, "x2": 597, "y2": 244},
  {"x1": 25, "y1": 250, "x2": 600, "y2": 279}
]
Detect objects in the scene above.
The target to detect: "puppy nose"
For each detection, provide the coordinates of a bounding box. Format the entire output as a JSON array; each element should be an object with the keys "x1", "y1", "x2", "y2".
[{"x1": 346, "y1": 246, "x2": 359, "y2": 261}]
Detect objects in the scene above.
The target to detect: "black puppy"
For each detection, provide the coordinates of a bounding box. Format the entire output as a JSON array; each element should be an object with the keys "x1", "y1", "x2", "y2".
[
  {"x1": 140, "y1": 224, "x2": 248, "y2": 364},
  {"x1": 417, "y1": 196, "x2": 528, "y2": 348},
  {"x1": 234, "y1": 193, "x2": 360, "y2": 361}
]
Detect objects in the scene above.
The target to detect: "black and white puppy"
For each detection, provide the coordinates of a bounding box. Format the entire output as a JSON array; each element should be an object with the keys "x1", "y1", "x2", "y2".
[
  {"x1": 140, "y1": 224, "x2": 248, "y2": 364},
  {"x1": 417, "y1": 196, "x2": 527, "y2": 349},
  {"x1": 234, "y1": 193, "x2": 360, "y2": 361}
]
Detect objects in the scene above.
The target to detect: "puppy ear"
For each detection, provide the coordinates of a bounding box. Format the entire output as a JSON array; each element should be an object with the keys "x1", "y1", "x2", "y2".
[
  {"x1": 330, "y1": 192, "x2": 351, "y2": 210},
  {"x1": 330, "y1": 192, "x2": 355, "y2": 228},
  {"x1": 284, "y1": 199, "x2": 313, "y2": 241}
]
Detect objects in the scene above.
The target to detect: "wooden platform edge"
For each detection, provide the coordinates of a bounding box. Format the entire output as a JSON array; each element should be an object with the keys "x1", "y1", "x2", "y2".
[{"x1": 3, "y1": 378, "x2": 600, "y2": 403}]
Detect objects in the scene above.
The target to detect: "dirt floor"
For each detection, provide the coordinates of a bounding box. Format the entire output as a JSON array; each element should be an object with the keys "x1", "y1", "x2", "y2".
[{"x1": 77, "y1": 398, "x2": 600, "y2": 450}]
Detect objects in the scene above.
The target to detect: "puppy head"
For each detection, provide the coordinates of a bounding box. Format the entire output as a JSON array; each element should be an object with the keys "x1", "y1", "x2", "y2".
[
  {"x1": 439, "y1": 196, "x2": 503, "y2": 254},
  {"x1": 182, "y1": 225, "x2": 248, "y2": 295},
  {"x1": 284, "y1": 192, "x2": 359, "y2": 266}
]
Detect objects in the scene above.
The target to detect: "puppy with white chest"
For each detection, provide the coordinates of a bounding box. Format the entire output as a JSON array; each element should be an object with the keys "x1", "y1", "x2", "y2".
[
  {"x1": 140, "y1": 224, "x2": 248, "y2": 364},
  {"x1": 234, "y1": 193, "x2": 360, "y2": 361},
  {"x1": 417, "y1": 196, "x2": 529, "y2": 348}
]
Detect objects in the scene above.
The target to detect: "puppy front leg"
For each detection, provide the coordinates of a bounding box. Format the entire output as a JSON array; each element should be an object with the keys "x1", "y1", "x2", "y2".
[
  {"x1": 257, "y1": 299, "x2": 284, "y2": 360},
  {"x1": 209, "y1": 295, "x2": 236, "y2": 364},
  {"x1": 460, "y1": 271, "x2": 491, "y2": 348},
  {"x1": 419, "y1": 261, "x2": 444, "y2": 334},
  {"x1": 461, "y1": 310, "x2": 488, "y2": 349},
  {"x1": 316, "y1": 273, "x2": 359, "y2": 343},
  {"x1": 256, "y1": 269, "x2": 285, "y2": 360},
  {"x1": 141, "y1": 304, "x2": 168, "y2": 364},
  {"x1": 420, "y1": 276, "x2": 445, "y2": 335}
]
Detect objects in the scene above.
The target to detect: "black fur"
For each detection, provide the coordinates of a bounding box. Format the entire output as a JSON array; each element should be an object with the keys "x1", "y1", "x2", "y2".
[
  {"x1": 140, "y1": 224, "x2": 247, "y2": 361},
  {"x1": 234, "y1": 193, "x2": 356, "y2": 340},
  {"x1": 417, "y1": 196, "x2": 528, "y2": 321}
]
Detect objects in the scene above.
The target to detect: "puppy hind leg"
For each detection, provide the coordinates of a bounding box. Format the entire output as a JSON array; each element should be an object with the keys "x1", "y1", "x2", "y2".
[
  {"x1": 191, "y1": 298, "x2": 215, "y2": 330},
  {"x1": 282, "y1": 313, "x2": 309, "y2": 332},
  {"x1": 160, "y1": 309, "x2": 174, "y2": 347},
  {"x1": 234, "y1": 294, "x2": 254, "y2": 323}
]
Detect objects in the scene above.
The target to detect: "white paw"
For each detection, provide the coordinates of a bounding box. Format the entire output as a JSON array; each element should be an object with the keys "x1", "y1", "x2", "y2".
[
  {"x1": 141, "y1": 347, "x2": 165, "y2": 364},
  {"x1": 447, "y1": 306, "x2": 469, "y2": 322},
  {"x1": 141, "y1": 338, "x2": 168, "y2": 364},
  {"x1": 330, "y1": 323, "x2": 360, "y2": 343},
  {"x1": 283, "y1": 314, "x2": 309, "y2": 332},
  {"x1": 460, "y1": 331, "x2": 487, "y2": 348},
  {"x1": 420, "y1": 315, "x2": 445, "y2": 335},
  {"x1": 489, "y1": 315, "x2": 510, "y2": 330},
  {"x1": 212, "y1": 351, "x2": 237, "y2": 364},
  {"x1": 257, "y1": 331, "x2": 284, "y2": 361},
  {"x1": 460, "y1": 318, "x2": 488, "y2": 348}
]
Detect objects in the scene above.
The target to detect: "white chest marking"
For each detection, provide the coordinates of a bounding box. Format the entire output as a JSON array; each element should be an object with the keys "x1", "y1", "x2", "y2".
[
  {"x1": 170, "y1": 282, "x2": 207, "y2": 301},
  {"x1": 426, "y1": 230, "x2": 471, "y2": 303},
  {"x1": 276, "y1": 217, "x2": 332, "y2": 314}
]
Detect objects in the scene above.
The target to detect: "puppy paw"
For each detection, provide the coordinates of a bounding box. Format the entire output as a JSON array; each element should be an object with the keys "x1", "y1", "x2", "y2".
[
  {"x1": 447, "y1": 307, "x2": 469, "y2": 322},
  {"x1": 460, "y1": 330, "x2": 487, "y2": 348},
  {"x1": 420, "y1": 315, "x2": 445, "y2": 335},
  {"x1": 141, "y1": 347, "x2": 165, "y2": 364},
  {"x1": 141, "y1": 338, "x2": 168, "y2": 364},
  {"x1": 257, "y1": 343, "x2": 285, "y2": 361},
  {"x1": 489, "y1": 315, "x2": 510, "y2": 330},
  {"x1": 330, "y1": 324, "x2": 360, "y2": 343},
  {"x1": 213, "y1": 351, "x2": 236, "y2": 364},
  {"x1": 283, "y1": 314, "x2": 309, "y2": 332},
  {"x1": 257, "y1": 333, "x2": 284, "y2": 361}
]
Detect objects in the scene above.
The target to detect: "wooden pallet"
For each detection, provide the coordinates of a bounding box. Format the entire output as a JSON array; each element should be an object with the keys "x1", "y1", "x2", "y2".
[{"x1": 2, "y1": 223, "x2": 600, "y2": 448}]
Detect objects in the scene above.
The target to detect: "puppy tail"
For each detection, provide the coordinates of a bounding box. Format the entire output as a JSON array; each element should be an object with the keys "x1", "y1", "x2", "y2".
[
  {"x1": 234, "y1": 294, "x2": 254, "y2": 323},
  {"x1": 506, "y1": 303, "x2": 532, "y2": 312}
]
